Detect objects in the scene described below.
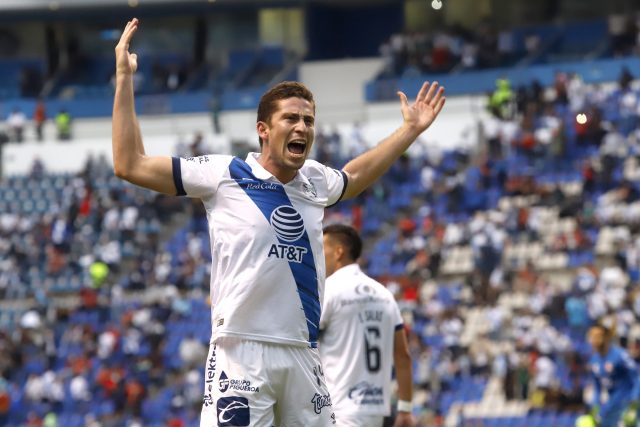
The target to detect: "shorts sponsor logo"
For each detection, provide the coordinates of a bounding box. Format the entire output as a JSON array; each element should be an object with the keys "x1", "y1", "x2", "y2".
[
  {"x1": 218, "y1": 371, "x2": 260, "y2": 394},
  {"x1": 311, "y1": 392, "x2": 332, "y2": 414},
  {"x1": 348, "y1": 381, "x2": 384, "y2": 405},
  {"x1": 203, "y1": 344, "x2": 217, "y2": 407},
  {"x1": 203, "y1": 394, "x2": 214, "y2": 408},
  {"x1": 217, "y1": 396, "x2": 250, "y2": 426},
  {"x1": 219, "y1": 371, "x2": 230, "y2": 393}
]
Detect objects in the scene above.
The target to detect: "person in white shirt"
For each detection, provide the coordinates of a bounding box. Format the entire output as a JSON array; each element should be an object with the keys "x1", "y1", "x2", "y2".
[
  {"x1": 112, "y1": 18, "x2": 445, "y2": 427},
  {"x1": 320, "y1": 224, "x2": 414, "y2": 427},
  {"x1": 7, "y1": 107, "x2": 26, "y2": 142}
]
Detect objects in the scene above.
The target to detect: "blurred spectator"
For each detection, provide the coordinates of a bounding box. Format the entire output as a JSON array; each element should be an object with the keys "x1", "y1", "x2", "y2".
[
  {"x1": 166, "y1": 64, "x2": 185, "y2": 91},
  {"x1": 210, "y1": 91, "x2": 222, "y2": 134},
  {"x1": 0, "y1": 376, "x2": 9, "y2": 425},
  {"x1": 30, "y1": 156, "x2": 45, "y2": 180},
  {"x1": 489, "y1": 78, "x2": 514, "y2": 120},
  {"x1": 565, "y1": 292, "x2": 589, "y2": 338},
  {"x1": 69, "y1": 374, "x2": 91, "y2": 402},
  {"x1": 178, "y1": 334, "x2": 206, "y2": 369},
  {"x1": 55, "y1": 109, "x2": 72, "y2": 140},
  {"x1": 42, "y1": 412, "x2": 57, "y2": 427},
  {"x1": 124, "y1": 377, "x2": 145, "y2": 417},
  {"x1": 608, "y1": 13, "x2": 638, "y2": 57},
  {"x1": 531, "y1": 351, "x2": 556, "y2": 407},
  {"x1": 7, "y1": 107, "x2": 26, "y2": 143},
  {"x1": 189, "y1": 131, "x2": 208, "y2": 157},
  {"x1": 33, "y1": 99, "x2": 46, "y2": 142},
  {"x1": 89, "y1": 260, "x2": 110, "y2": 289}
]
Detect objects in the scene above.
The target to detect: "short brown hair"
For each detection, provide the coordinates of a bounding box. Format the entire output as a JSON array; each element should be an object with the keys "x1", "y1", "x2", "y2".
[
  {"x1": 256, "y1": 81, "x2": 315, "y2": 147},
  {"x1": 323, "y1": 224, "x2": 362, "y2": 261}
]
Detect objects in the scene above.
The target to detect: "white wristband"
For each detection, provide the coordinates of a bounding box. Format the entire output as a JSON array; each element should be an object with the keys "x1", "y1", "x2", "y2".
[{"x1": 397, "y1": 400, "x2": 412, "y2": 413}]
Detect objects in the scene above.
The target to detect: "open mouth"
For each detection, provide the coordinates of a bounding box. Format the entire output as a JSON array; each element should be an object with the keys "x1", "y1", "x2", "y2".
[{"x1": 287, "y1": 140, "x2": 307, "y2": 155}]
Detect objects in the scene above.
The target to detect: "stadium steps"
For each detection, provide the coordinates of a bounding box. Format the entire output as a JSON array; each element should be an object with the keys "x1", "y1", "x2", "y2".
[{"x1": 459, "y1": 307, "x2": 490, "y2": 346}]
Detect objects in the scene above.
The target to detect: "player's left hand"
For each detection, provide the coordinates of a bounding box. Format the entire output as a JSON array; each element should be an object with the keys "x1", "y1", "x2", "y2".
[
  {"x1": 393, "y1": 411, "x2": 415, "y2": 427},
  {"x1": 397, "y1": 81, "x2": 446, "y2": 135}
]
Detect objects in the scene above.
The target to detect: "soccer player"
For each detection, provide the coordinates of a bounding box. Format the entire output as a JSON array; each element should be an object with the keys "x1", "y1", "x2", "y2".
[
  {"x1": 320, "y1": 224, "x2": 414, "y2": 427},
  {"x1": 587, "y1": 323, "x2": 639, "y2": 427},
  {"x1": 113, "y1": 18, "x2": 444, "y2": 427}
]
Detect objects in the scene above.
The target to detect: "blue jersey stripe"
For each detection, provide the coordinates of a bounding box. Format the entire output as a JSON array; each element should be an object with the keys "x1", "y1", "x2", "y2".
[{"x1": 228, "y1": 157, "x2": 320, "y2": 347}]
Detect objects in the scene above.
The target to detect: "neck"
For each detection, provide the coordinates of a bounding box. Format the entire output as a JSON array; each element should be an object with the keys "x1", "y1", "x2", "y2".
[
  {"x1": 598, "y1": 343, "x2": 610, "y2": 356},
  {"x1": 336, "y1": 260, "x2": 356, "y2": 271},
  {"x1": 257, "y1": 155, "x2": 296, "y2": 184}
]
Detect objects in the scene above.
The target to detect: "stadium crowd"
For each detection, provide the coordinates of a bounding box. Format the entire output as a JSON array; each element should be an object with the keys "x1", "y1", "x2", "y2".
[
  {"x1": 1, "y1": 56, "x2": 640, "y2": 427},
  {"x1": 377, "y1": 12, "x2": 640, "y2": 79}
]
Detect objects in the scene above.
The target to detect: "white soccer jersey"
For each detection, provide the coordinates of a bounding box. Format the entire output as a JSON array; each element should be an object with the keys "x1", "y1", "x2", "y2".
[
  {"x1": 173, "y1": 152, "x2": 347, "y2": 348},
  {"x1": 319, "y1": 264, "x2": 404, "y2": 417}
]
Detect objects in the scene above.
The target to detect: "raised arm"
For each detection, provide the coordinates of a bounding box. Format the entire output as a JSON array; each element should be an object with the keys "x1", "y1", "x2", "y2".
[
  {"x1": 112, "y1": 18, "x2": 176, "y2": 195},
  {"x1": 341, "y1": 81, "x2": 445, "y2": 200}
]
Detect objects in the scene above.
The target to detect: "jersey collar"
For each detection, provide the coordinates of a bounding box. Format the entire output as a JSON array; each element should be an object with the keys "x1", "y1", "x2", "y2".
[
  {"x1": 246, "y1": 152, "x2": 309, "y2": 186},
  {"x1": 330, "y1": 263, "x2": 361, "y2": 279}
]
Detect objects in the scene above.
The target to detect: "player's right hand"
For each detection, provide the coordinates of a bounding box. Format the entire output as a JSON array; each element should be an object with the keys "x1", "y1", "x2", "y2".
[{"x1": 115, "y1": 18, "x2": 139, "y2": 76}]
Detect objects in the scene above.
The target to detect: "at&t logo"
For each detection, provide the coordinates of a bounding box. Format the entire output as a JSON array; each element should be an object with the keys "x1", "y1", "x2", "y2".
[{"x1": 267, "y1": 206, "x2": 307, "y2": 263}]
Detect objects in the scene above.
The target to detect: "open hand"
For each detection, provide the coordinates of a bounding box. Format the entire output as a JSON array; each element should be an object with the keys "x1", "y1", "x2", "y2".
[
  {"x1": 398, "y1": 81, "x2": 446, "y2": 134},
  {"x1": 115, "y1": 18, "x2": 139, "y2": 76}
]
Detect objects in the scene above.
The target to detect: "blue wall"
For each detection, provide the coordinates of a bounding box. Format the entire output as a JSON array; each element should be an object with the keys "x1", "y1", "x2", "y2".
[
  {"x1": 366, "y1": 57, "x2": 640, "y2": 101},
  {"x1": 0, "y1": 92, "x2": 212, "y2": 120},
  {"x1": 305, "y1": 2, "x2": 404, "y2": 60}
]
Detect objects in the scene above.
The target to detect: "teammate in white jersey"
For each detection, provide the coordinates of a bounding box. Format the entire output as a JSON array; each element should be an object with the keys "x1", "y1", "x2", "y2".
[
  {"x1": 320, "y1": 224, "x2": 414, "y2": 427},
  {"x1": 112, "y1": 18, "x2": 444, "y2": 427}
]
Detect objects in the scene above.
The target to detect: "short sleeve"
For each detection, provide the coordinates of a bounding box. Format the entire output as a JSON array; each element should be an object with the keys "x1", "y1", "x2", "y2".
[
  {"x1": 172, "y1": 155, "x2": 233, "y2": 198},
  {"x1": 325, "y1": 167, "x2": 348, "y2": 207},
  {"x1": 301, "y1": 160, "x2": 348, "y2": 207},
  {"x1": 391, "y1": 294, "x2": 404, "y2": 330}
]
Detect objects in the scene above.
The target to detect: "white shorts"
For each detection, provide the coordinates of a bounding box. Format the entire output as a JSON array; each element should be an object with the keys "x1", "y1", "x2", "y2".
[
  {"x1": 200, "y1": 337, "x2": 336, "y2": 427},
  {"x1": 334, "y1": 414, "x2": 383, "y2": 427}
]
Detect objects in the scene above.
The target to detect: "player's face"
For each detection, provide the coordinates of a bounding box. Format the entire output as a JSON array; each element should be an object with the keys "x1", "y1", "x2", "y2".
[
  {"x1": 323, "y1": 234, "x2": 340, "y2": 277},
  {"x1": 588, "y1": 327, "x2": 606, "y2": 352},
  {"x1": 257, "y1": 97, "x2": 315, "y2": 183}
]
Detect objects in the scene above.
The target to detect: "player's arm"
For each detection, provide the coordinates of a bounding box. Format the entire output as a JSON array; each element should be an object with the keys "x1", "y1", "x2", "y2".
[
  {"x1": 393, "y1": 326, "x2": 415, "y2": 427},
  {"x1": 341, "y1": 81, "x2": 445, "y2": 200},
  {"x1": 112, "y1": 18, "x2": 176, "y2": 195}
]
